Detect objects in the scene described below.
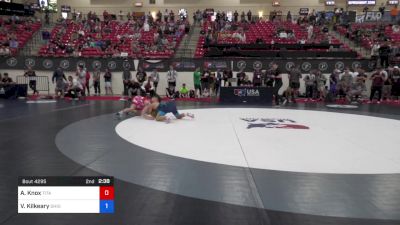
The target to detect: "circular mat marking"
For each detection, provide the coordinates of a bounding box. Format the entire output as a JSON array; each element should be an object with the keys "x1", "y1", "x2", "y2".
[{"x1": 116, "y1": 108, "x2": 400, "y2": 174}]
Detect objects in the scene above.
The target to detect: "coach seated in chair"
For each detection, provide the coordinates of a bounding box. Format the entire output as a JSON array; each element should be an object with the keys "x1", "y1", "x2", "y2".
[
  {"x1": 0, "y1": 73, "x2": 15, "y2": 87},
  {"x1": 142, "y1": 77, "x2": 155, "y2": 97},
  {"x1": 127, "y1": 79, "x2": 142, "y2": 100},
  {"x1": 346, "y1": 78, "x2": 367, "y2": 103}
]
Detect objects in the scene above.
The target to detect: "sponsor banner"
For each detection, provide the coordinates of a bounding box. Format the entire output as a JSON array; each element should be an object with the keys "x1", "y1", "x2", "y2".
[
  {"x1": 232, "y1": 59, "x2": 373, "y2": 72},
  {"x1": 138, "y1": 59, "x2": 231, "y2": 72},
  {"x1": 0, "y1": 57, "x2": 136, "y2": 71},
  {"x1": 0, "y1": 57, "x2": 373, "y2": 73},
  {"x1": 220, "y1": 87, "x2": 273, "y2": 105}
]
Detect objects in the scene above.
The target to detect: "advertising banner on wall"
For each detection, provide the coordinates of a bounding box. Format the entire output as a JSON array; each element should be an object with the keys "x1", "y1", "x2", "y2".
[
  {"x1": 0, "y1": 57, "x2": 136, "y2": 72},
  {"x1": 0, "y1": 56, "x2": 374, "y2": 73}
]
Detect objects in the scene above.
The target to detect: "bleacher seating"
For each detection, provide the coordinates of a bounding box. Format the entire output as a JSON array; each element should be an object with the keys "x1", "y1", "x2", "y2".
[
  {"x1": 0, "y1": 17, "x2": 41, "y2": 55},
  {"x1": 195, "y1": 21, "x2": 348, "y2": 58},
  {"x1": 38, "y1": 19, "x2": 184, "y2": 59},
  {"x1": 337, "y1": 23, "x2": 400, "y2": 49}
]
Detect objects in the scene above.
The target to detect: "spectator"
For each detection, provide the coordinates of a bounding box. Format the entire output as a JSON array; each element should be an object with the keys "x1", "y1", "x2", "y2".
[
  {"x1": 166, "y1": 65, "x2": 178, "y2": 90},
  {"x1": 127, "y1": 80, "x2": 141, "y2": 99},
  {"x1": 379, "y1": 42, "x2": 391, "y2": 68},
  {"x1": 136, "y1": 67, "x2": 147, "y2": 85},
  {"x1": 0, "y1": 45, "x2": 10, "y2": 56},
  {"x1": 339, "y1": 68, "x2": 354, "y2": 97},
  {"x1": 104, "y1": 68, "x2": 113, "y2": 95},
  {"x1": 85, "y1": 69, "x2": 91, "y2": 96},
  {"x1": 149, "y1": 69, "x2": 160, "y2": 93},
  {"x1": 237, "y1": 69, "x2": 246, "y2": 86},
  {"x1": 304, "y1": 73, "x2": 315, "y2": 101},
  {"x1": 241, "y1": 11, "x2": 246, "y2": 22},
  {"x1": 215, "y1": 69, "x2": 223, "y2": 96},
  {"x1": 142, "y1": 77, "x2": 155, "y2": 96},
  {"x1": 76, "y1": 65, "x2": 87, "y2": 96},
  {"x1": 234, "y1": 10, "x2": 239, "y2": 23},
  {"x1": 223, "y1": 69, "x2": 233, "y2": 87},
  {"x1": 201, "y1": 68, "x2": 210, "y2": 96},
  {"x1": 93, "y1": 67, "x2": 101, "y2": 96},
  {"x1": 24, "y1": 66, "x2": 38, "y2": 95},
  {"x1": 383, "y1": 66, "x2": 393, "y2": 100},
  {"x1": 166, "y1": 85, "x2": 177, "y2": 98},
  {"x1": 390, "y1": 66, "x2": 400, "y2": 101},
  {"x1": 66, "y1": 75, "x2": 83, "y2": 100},
  {"x1": 287, "y1": 65, "x2": 302, "y2": 103},
  {"x1": 42, "y1": 30, "x2": 50, "y2": 44},
  {"x1": 247, "y1": 10, "x2": 252, "y2": 21},
  {"x1": 209, "y1": 73, "x2": 216, "y2": 96},
  {"x1": 287, "y1": 11, "x2": 292, "y2": 22},
  {"x1": 119, "y1": 10, "x2": 124, "y2": 21},
  {"x1": 315, "y1": 70, "x2": 327, "y2": 100},
  {"x1": 329, "y1": 69, "x2": 340, "y2": 96},
  {"x1": 307, "y1": 24, "x2": 314, "y2": 40},
  {"x1": 252, "y1": 68, "x2": 262, "y2": 87},
  {"x1": 179, "y1": 83, "x2": 189, "y2": 98},
  {"x1": 390, "y1": 5, "x2": 398, "y2": 22},
  {"x1": 346, "y1": 77, "x2": 366, "y2": 103},
  {"x1": 242, "y1": 74, "x2": 252, "y2": 86},
  {"x1": 52, "y1": 67, "x2": 67, "y2": 98},
  {"x1": 9, "y1": 39, "x2": 18, "y2": 49},
  {"x1": 1, "y1": 73, "x2": 13, "y2": 86},
  {"x1": 371, "y1": 42, "x2": 380, "y2": 62},
  {"x1": 193, "y1": 67, "x2": 201, "y2": 97},
  {"x1": 271, "y1": 62, "x2": 283, "y2": 105},
  {"x1": 369, "y1": 68, "x2": 385, "y2": 103},
  {"x1": 379, "y1": 3, "x2": 386, "y2": 18},
  {"x1": 122, "y1": 68, "x2": 132, "y2": 97}
]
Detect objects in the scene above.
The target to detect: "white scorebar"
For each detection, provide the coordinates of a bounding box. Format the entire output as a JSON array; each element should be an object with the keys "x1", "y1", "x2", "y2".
[
  {"x1": 18, "y1": 176, "x2": 114, "y2": 214},
  {"x1": 18, "y1": 187, "x2": 100, "y2": 213},
  {"x1": 18, "y1": 199, "x2": 100, "y2": 213}
]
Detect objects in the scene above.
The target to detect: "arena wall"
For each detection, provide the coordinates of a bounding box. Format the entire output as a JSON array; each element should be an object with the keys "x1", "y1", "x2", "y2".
[
  {"x1": 47, "y1": 0, "x2": 390, "y2": 21},
  {"x1": 1, "y1": 69, "x2": 375, "y2": 96}
]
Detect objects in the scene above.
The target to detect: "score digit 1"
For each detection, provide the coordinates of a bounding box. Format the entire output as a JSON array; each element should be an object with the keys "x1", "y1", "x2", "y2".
[{"x1": 99, "y1": 186, "x2": 114, "y2": 214}]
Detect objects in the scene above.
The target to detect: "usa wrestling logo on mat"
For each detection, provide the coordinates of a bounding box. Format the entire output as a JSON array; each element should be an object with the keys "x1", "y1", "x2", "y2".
[{"x1": 240, "y1": 118, "x2": 309, "y2": 129}]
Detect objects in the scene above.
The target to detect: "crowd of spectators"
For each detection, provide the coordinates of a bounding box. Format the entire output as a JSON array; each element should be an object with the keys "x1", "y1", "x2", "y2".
[
  {"x1": 39, "y1": 10, "x2": 189, "y2": 58},
  {"x1": 0, "y1": 15, "x2": 41, "y2": 56},
  {"x1": 195, "y1": 8, "x2": 347, "y2": 57}
]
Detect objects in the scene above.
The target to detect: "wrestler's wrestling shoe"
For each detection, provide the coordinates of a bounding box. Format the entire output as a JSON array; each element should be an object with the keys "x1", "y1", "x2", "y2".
[{"x1": 186, "y1": 113, "x2": 195, "y2": 118}]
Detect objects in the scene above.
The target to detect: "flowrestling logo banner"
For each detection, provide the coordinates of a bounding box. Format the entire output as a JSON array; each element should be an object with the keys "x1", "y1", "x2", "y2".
[{"x1": 240, "y1": 118, "x2": 309, "y2": 129}]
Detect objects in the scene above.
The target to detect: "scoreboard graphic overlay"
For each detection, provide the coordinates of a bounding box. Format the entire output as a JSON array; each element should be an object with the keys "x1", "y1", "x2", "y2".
[{"x1": 18, "y1": 176, "x2": 114, "y2": 213}]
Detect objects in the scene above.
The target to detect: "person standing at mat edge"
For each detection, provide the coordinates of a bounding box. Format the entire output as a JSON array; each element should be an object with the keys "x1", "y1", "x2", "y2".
[
  {"x1": 93, "y1": 67, "x2": 101, "y2": 96},
  {"x1": 24, "y1": 66, "x2": 38, "y2": 95},
  {"x1": 52, "y1": 67, "x2": 67, "y2": 99},
  {"x1": 193, "y1": 67, "x2": 201, "y2": 98},
  {"x1": 369, "y1": 68, "x2": 385, "y2": 104},
  {"x1": 150, "y1": 69, "x2": 160, "y2": 93},
  {"x1": 122, "y1": 68, "x2": 132, "y2": 99},
  {"x1": 167, "y1": 65, "x2": 178, "y2": 91},
  {"x1": 286, "y1": 64, "x2": 302, "y2": 104},
  {"x1": 271, "y1": 62, "x2": 283, "y2": 106},
  {"x1": 104, "y1": 68, "x2": 113, "y2": 95}
]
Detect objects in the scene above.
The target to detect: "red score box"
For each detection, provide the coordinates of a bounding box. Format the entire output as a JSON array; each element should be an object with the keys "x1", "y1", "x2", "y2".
[{"x1": 100, "y1": 186, "x2": 114, "y2": 200}]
